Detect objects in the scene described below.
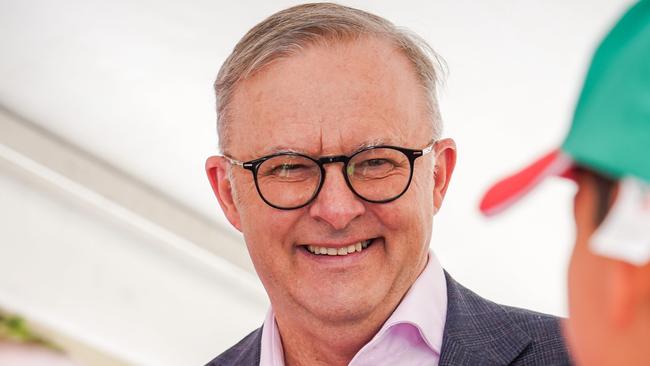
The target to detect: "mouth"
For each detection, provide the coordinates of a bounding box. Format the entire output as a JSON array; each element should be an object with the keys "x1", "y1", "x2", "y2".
[{"x1": 301, "y1": 238, "x2": 375, "y2": 256}]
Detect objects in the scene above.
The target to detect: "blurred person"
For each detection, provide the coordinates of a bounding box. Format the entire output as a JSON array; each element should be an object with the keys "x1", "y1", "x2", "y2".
[
  {"x1": 480, "y1": 1, "x2": 650, "y2": 365},
  {"x1": 205, "y1": 3, "x2": 571, "y2": 366}
]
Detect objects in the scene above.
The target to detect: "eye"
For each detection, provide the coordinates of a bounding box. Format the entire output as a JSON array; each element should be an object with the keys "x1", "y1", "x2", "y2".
[
  {"x1": 270, "y1": 163, "x2": 309, "y2": 177},
  {"x1": 258, "y1": 155, "x2": 318, "y2": 181},
  {"x1": 352, "y1": 158, "x2": 398, "y2": 178},
  {"x1": 358, "y1": 158, "x2": 396, "y2": 169},
  {"x1": 364, "y1": 159, "x2": 391, "y2": 167}
]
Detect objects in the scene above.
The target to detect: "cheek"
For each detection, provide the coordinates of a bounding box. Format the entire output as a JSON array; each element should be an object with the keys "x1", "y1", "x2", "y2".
[
  {"x1": 567, "y1": 251, "x2": 584, "y2": 326},
  {"x1": 566, "y1": 253, "x2": 591, "y2": 364},
  {"x1": 373, "y1": 197, "x2": 428, "y2": 233},
  {"x1": 372, "y1": 203, "x2": 406, "y2": 230},
  {"x1": 567, "y1": 243, "x2": 609, "y2": 364},
  {"x1": 404, "y1": 174, "x2": 435, "y2": 227},
  {"x1": 568, "y1": 244, "x2": 597, "y2": 325},
  {"x1": 372, "y1": 180, "x2": 434, "y2": 244},
  {"x1": 234, "y1": 183, "x2": 301, "y2": 252},
  {"x1": 240, "y1": 206, "x2": 298, "y2": 246},
  {"x1": 231, "y1": 176, "x2": 258, "y2": 207},
  {"x1": 238, "y1": 206, "x2": 303, "y2": 286}
]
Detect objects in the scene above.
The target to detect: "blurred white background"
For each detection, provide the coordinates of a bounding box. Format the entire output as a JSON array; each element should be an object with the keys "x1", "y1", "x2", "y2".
[{"x1": 0, "y1": 0, "x2": 635, "y2": 365}]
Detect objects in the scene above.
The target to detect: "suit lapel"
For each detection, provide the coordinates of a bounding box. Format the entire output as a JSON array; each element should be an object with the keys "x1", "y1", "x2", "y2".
[
  {"x1": 209, "y1": 327, "x2": 262, "y2": 366},
  {"x1": 439, "y1": 272, "x2": 532, "y2": 366},
  {"x1": 240, "y1": 327, "x2": 262, "y2": 366}
]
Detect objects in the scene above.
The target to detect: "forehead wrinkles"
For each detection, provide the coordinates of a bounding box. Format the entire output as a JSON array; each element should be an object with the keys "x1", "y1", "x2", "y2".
[{"x1": 226, "y1": 39, "x2": 431, "y2": 156}]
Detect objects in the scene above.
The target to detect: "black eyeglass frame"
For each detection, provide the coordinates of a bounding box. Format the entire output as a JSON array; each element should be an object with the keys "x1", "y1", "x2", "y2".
[{"x1": 224, "y1": 143, "x2": 435, "y2": 210}]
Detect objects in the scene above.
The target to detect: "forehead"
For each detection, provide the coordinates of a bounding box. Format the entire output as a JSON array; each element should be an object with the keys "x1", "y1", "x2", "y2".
[{"x1": 227, "y1": 37, "x2": 432, "y2": 158}]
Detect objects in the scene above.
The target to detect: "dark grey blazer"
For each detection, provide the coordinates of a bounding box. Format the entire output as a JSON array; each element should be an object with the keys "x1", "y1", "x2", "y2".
[{"x1": 206, "y1": 272, "x2": 572, "y2": 365}]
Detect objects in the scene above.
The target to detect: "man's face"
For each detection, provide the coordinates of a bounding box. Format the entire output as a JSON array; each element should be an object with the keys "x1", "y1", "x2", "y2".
[{"x1": 216, "y1": 37, "x2": 454, "y2": 324}]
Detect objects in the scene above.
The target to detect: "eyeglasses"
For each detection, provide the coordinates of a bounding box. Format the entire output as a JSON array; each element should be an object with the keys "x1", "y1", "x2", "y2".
[{"x1": 224, "y1": 143, "x2": 435, "y2": 210}]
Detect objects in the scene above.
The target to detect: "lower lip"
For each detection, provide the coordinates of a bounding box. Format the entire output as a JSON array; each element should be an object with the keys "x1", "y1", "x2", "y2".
[{"x1": 297, "y1": 238, "x2": 379, "y2": 266}]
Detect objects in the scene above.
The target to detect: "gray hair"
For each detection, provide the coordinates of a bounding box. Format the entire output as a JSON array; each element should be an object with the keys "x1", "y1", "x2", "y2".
[{"x1": 214, "y1": 2, "x2": 446, "y2": 152}]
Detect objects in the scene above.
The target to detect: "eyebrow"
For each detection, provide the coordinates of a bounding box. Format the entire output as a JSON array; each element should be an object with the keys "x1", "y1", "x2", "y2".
[
  {"x1": 349, "y1": 138, "x2": 392, "y2": 154},
  {"x1": 263, "y1": 138, "x2": 394, "y2": 157},
  {"x1": 260, "y1": 145, "x2": 310, "y2": 156}
]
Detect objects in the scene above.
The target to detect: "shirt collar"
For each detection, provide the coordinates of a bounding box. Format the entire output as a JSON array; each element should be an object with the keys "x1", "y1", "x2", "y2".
[
  {"x1": 260, "y1": 308, "x2": 283, "y2": 366},
  {"x1": 376, "y1": 252, "x2": 447, "y2": 354}
]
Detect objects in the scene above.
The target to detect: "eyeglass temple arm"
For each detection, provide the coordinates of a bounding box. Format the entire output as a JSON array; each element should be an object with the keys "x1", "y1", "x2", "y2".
[
  {"x1": 415, "y1": 141, "x2": 435, "y2": 157},
  {"x1": 223, "y1": 155, "x2": 245, "y2": 167},
  {"x1": 421, "y1": 144, "x2": 434, "y2": 155}
]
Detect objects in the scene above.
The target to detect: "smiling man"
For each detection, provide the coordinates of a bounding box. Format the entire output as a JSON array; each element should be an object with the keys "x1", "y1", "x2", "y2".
[{"x1": 205, "y1": 3, "x2": 570, "y2": 366}]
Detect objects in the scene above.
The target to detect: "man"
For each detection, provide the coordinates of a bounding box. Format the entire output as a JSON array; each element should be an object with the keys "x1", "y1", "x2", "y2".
[
  {"x1": 205, "y1": 3, "x2": 570, "y2": 365},
  {"x1": 480, "y1": 1, "x2": 650, "y2": 365}
]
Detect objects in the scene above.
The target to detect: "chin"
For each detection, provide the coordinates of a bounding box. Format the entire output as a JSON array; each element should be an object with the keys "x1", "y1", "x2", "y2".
[
  {"x1": 299, "y1": 287, "x2": 384, "y2": 324},
  {"x1": 307, "y1": 300, "x2": 374, "y2": 324}
]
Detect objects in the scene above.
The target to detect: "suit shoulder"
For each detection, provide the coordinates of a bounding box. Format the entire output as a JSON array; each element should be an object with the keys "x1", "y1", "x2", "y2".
[
  {"x1": 442, "y1": 272, "x2": 572, "y2": 365},
  {"x1": 204, "y1": 327, "x2": 263, "y2": 366},
  {"x1": 500, "y1": 304, "x2": 562, "y2": 334},
  {"x1": 499, "y1": 305, "x2": 573, "y2": 365}
]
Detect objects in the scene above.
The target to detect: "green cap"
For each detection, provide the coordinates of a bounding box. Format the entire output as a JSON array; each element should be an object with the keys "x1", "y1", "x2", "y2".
[
  {"x1": 562, "y1": 0, "x2": 650, "y2": 182},
  {"x1": 480, "y1": 1, "x2": 650, "y2": 216}
]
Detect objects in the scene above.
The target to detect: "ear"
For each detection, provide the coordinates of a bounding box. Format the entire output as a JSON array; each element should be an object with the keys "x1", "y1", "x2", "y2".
[
  {"x1": 432, "y1": 138, "x2": 457, "y2": 213},
  {"x1": 205, "y1": 156, "x2": 242, "y2": 231}
]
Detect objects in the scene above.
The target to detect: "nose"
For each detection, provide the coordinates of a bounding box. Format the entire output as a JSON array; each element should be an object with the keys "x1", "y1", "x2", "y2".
[{"x1": 308, "y1": 164, "x2": 366, "y2": 230}]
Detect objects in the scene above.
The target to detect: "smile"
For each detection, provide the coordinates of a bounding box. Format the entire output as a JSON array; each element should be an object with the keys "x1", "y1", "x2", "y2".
[{"x1": 304, "y1": 239, "x2": 373, "y2": 256}]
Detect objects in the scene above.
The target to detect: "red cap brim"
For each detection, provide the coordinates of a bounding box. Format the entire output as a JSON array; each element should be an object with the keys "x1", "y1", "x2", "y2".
[{"x1": 479, "y1": 149, "x2": 575, "y2": 216}]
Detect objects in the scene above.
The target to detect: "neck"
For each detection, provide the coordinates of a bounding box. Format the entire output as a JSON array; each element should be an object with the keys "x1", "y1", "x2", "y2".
[
  {"x1": 275, "y1": 302, "x2": 394, "y2": 366},
  {"x1": 273, "y1": 255, "x2": 430, "y2": 366}
]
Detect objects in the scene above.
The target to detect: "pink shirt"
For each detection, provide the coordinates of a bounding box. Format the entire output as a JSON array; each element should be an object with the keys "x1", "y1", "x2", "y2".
[{"x1": 259, "y1": 253, "x2": 448, "y2": 366}]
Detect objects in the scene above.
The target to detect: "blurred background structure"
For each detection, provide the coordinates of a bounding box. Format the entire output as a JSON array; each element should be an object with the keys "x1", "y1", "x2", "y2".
[{"x1": 0, "y1": 0, "x2": 635, "y2": 364}]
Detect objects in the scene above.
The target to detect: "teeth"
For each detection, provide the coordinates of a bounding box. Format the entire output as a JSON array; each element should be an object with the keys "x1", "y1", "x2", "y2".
[{"x1": 306, "y1": 239, "x2": 372, "y2": 256}]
